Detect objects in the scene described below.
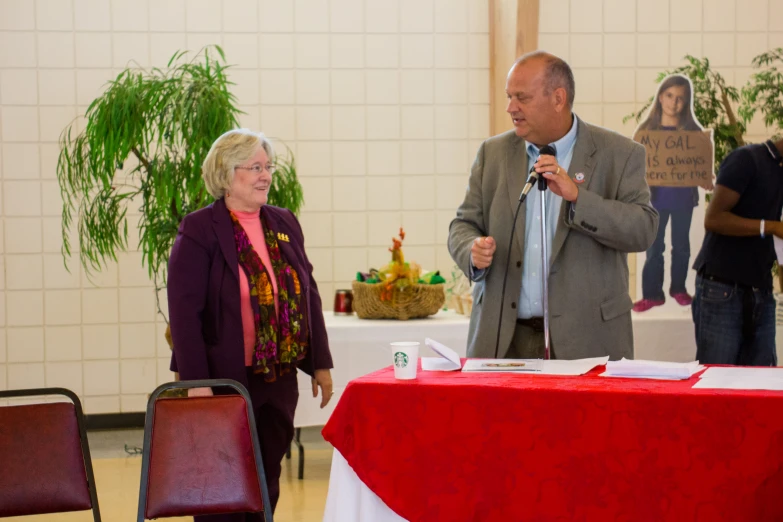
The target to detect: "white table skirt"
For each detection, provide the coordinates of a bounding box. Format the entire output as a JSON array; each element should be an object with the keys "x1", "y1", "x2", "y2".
[
  {"x1": 323, "y1": 449, "x2": 406, "y2": 522},
  {"x1": 632, "y1": 307, "x2": 698, "y2": 362}
]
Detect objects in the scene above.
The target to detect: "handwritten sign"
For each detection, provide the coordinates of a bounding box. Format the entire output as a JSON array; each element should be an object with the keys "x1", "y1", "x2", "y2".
[{"x1": 633, "y1": 130, "x2": 714, "y2": 190}]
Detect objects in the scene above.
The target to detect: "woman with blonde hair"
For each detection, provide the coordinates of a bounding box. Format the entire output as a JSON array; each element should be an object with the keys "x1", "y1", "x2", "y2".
[{"x1": 167, "y1": 129, "x2": 334, "y2": 520}]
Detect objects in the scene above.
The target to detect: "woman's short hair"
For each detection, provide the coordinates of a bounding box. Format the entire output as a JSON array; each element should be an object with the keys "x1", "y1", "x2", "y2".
[{"x1": 202, "y1": 129, "x2": 274, "y2": 199}]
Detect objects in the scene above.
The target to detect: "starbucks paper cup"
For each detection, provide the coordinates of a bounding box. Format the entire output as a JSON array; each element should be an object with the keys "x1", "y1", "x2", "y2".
[{"x1": 391, "y1": 342, "x2": 419, "y2": 380}]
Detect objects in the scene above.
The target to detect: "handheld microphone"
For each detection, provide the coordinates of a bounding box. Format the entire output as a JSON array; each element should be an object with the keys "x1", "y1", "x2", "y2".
[
  {"x1": 518, "y1": 145, "x2": 557, "y2": 202},
  {"x1": 493, "y1": 143, "x2": 557, "y2": 359}
]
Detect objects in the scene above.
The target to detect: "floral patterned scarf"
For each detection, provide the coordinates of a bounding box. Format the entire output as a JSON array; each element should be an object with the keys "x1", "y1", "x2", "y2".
[{"x1": 230, "y1": 211, "x2": 308, "y2": 382}]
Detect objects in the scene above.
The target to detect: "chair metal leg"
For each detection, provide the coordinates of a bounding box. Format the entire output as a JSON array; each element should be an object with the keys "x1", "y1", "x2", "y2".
[
  {"x1": 292, "y1": 428, "x2": 304, "y2": 480},
  {"x1": 286, "y1": 443, "x2": 291, "y2": 459}
]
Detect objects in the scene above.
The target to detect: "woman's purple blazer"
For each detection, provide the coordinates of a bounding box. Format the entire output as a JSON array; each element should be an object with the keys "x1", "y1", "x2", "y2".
[{"x1": 167, "y1": 198, "x2": 333, "y2": 386}]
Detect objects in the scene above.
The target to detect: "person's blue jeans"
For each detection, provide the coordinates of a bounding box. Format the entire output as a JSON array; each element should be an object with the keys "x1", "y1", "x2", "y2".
[
  {"x1": 641, "y1": 207, "x2": 693, "y2": 300},
  {"x1": 692, "y1": 274, "x2": 777, "y2": 366}
]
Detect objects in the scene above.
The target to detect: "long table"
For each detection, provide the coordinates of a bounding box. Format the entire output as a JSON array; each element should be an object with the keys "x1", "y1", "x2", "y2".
[
  {"x1": 297, "y1": 309, "x2": 715, "y2": 428},
  {"x1": 299, "y1": 309, "x2": 783, "y2": 429},
  {"x1": 322, "y1": 363, "x2": 783, "y2": 521}
]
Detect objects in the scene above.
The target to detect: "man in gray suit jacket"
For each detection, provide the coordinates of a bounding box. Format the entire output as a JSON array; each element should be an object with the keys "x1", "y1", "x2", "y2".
[{"x1": 449, "y1": 51, "x2": 658, "y2": 361}]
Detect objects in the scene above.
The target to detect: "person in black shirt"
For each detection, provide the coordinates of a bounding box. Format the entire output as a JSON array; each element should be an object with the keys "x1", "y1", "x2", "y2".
[{"x1": 692, "y1": 138, "x2": 783, "y2": 365}]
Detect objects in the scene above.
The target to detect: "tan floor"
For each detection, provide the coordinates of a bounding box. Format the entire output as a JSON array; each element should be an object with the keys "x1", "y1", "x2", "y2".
[{"x1": 8, "y1": 447, "x2": 333, "y2": 522}]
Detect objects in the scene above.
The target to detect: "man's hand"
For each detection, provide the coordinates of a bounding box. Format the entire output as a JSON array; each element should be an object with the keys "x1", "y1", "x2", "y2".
[
  {"x1": 537, "y1": 154, "x2": 578, "y2": 202},
  {"x1": 471, "y1": 236, "x2": 496, "y2": 269},
  {"x1": 312, "y1": 369, "x2": 334, "y2": 409},
  {"x1": 188, "y1": 387, "x2": 213, "y2": 397}
]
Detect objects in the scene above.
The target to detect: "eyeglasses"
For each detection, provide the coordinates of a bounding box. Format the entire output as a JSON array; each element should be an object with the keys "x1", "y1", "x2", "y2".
[{"x1": 235, "y1": 164, "x2": 276, "y2": 174}]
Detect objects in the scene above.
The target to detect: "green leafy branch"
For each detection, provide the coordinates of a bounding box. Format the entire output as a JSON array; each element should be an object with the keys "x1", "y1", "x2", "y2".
[{"x1": 58, "y1": 46, "x2": 241, "y2": 287}]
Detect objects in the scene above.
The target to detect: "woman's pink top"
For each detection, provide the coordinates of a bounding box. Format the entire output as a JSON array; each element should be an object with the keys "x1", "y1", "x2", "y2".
[{"x1": 233, "y1": 210, "x2": 279, "y2": 366}]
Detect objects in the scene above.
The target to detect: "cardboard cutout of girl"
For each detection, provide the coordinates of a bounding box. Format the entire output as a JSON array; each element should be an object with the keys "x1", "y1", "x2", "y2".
[{"x1": 633, "y1": 74, "x2": 705, "y2": 313}]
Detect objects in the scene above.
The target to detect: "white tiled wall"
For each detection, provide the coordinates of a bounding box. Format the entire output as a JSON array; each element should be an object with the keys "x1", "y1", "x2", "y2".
[
  {"x1": 540, "y1": 0, "x2": 780, "y2": 145},
  {"x1": 0, "y1": 0, "x2": 489, "y2": 411},
  {"x1": 540, "y1": 0, "x2": 782, "y2": 296},
  {"x1": 2, "y1": 0, "x2": 777, "y2": 412}
]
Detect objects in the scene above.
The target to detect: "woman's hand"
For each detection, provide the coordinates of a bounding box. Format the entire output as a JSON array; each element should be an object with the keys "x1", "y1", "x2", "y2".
[{"x1": 312, "y1": 369, "x2": 334, "y2": 409}]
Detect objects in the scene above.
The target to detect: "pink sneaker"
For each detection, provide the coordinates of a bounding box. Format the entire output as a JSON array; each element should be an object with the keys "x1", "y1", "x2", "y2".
[
  {"x1": 632, "y1": 298, "x2": 665, "y2": 312},
  {"x1": 670, "y1": 292, "x2": 693, "y2": 306}
]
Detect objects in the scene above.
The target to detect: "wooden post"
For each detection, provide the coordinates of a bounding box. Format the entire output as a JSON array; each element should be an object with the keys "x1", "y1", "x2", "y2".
[{"x1": 489, "y1": 0, "x2": 540, "y2": 136}]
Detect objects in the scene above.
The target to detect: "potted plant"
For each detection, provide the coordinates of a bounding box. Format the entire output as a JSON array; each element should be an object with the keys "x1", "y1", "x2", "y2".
[
  {"x1": 57, "y1": 45, "x2": 304, "y2": 331},
  {"x1": 625, "y1": 48, "x2": 783, "y2": 289}
]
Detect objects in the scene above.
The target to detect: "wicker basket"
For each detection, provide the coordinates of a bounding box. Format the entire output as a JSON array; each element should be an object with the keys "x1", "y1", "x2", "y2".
[{"x1": 351, "y1": 281, "x2": 445, "y2": 320}]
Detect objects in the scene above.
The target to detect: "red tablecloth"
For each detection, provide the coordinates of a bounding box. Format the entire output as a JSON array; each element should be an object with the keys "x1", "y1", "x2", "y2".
[{"x1": 322, "y1": 362, "x2": 783, "y2": 522}]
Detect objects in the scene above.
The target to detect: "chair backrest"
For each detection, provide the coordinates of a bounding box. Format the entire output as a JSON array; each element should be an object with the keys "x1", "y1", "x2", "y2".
[
  {"x1": 138, "y1": 379, "x2": 272, "y2": 522},
  {"x1": 0, "y1": 388, "x2": 100, "y2": 521}
]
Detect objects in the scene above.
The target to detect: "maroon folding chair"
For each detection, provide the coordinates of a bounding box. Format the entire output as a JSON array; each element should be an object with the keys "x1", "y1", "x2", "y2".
[
  {"x1": 137, "y1": 379, "x2": 273, "y2": 521},
  {"x1": 0, "y1": 388, "x2": 101, "y2": 520}
]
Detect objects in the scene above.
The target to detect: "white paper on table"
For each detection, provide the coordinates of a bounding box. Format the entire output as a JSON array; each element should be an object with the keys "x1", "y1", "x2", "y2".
[
  {"x1": 460, "y1": 356, "x2": 608, "y2": 375},
  {"x1": 420, "y1": 337, "x2": 461, "y2": 371},
  {"x1": 462, "y1": 358, "x2": 542, "y2": 372},
  {"x1": 693, "y1": 377, "x2": 783, "y2": 391},
  {"x1": 539, "y1": 356, "x2": 609, "y2": 376},
  {"x1": 602, "y1": 373, "x2": 694, "y2": 381},
  {"x1": 699, "y1": 367, "x2": 783, "y2": 379},
  {"x1": 601, "y1": 358, "x2": 704, "y2": 380},
  {"x1": 775, "y1": 236, "x2": 783, "y2": 263},
  {"x1": 694, "y1": 367, "x2": 783, "y2": 390},
  {"x1": 421, "y1": 357, "x2": 461, "y2": 371}
]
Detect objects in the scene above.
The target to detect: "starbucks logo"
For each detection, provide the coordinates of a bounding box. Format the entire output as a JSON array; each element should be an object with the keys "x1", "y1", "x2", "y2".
[{"x1": 394, "y1": 351, "x2": 409, "y2": 368}]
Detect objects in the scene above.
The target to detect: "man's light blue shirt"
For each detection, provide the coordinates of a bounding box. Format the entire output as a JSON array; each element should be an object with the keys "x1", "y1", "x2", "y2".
[{"x1": 518, "y1": 117, "x2": 578, "y2": 319}]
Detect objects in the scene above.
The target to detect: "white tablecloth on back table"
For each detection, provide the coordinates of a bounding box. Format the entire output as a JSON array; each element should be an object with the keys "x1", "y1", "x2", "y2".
[{"x1": 294, "y1": 310, "x2": 470, "y2": 428}]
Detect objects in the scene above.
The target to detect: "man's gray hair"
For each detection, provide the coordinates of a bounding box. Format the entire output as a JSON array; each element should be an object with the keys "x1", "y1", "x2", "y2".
[{"x1": 516, "y1": 51, "x2": 575, "y2": 108}]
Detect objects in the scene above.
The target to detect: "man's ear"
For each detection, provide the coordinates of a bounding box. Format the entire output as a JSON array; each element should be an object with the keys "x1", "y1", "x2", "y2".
[{"x1": 553, "y1": 87, "x2": 568, "y2": 113}]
